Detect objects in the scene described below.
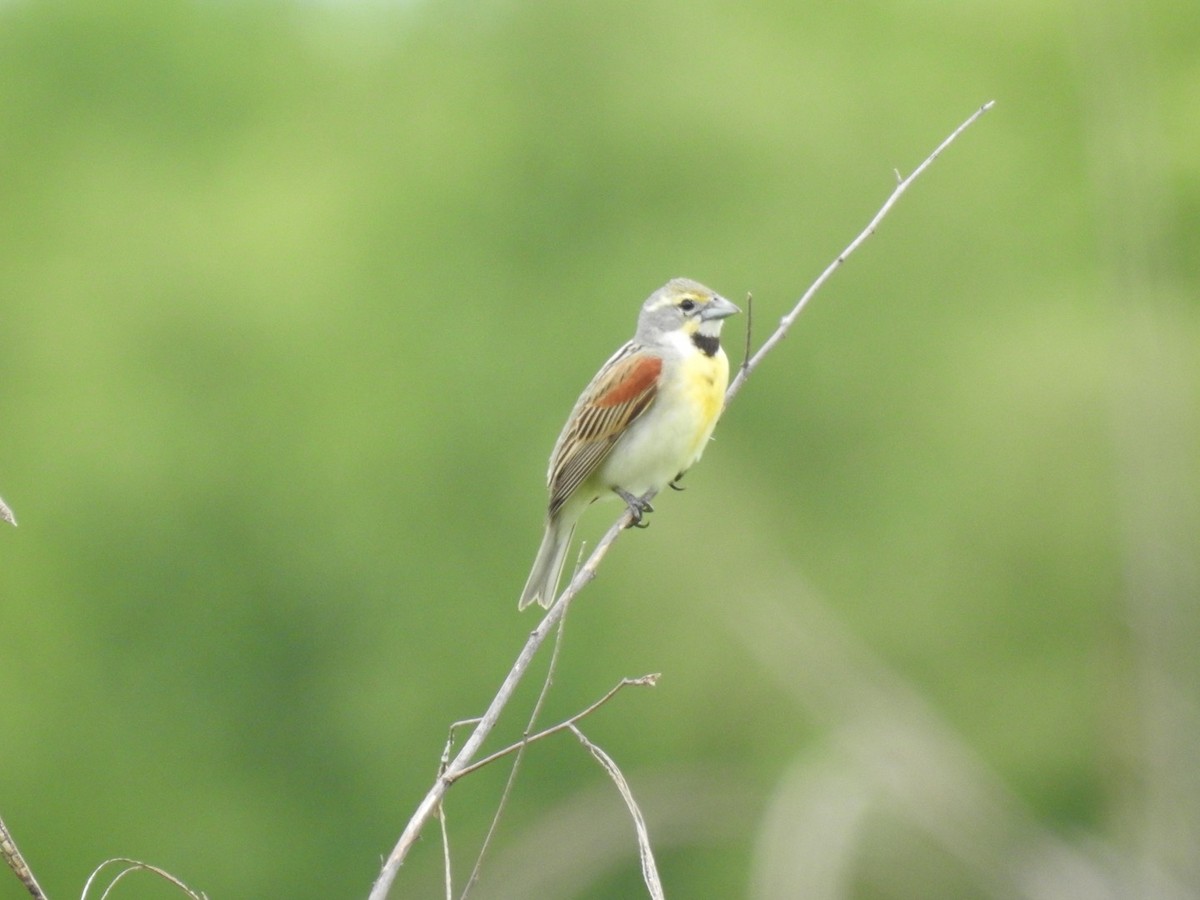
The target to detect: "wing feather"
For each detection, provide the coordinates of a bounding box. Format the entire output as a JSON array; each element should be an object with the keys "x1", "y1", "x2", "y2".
[{"x1": 547, "y1": 346, "x2": 662, "y2": 517}]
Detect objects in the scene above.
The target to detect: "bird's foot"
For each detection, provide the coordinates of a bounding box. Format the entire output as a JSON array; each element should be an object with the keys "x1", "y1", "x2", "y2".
[{"x1": 614, "y1": 488, "x2": 655, "y2": 528}]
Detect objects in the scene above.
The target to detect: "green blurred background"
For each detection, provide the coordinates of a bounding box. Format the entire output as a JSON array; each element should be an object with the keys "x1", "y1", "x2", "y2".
[{"x1": 2, "y1": 1, "x2": 1197, "y2": 897}]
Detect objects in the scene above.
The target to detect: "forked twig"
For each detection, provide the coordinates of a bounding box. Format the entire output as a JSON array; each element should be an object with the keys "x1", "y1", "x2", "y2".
[
  {"x1": 368, "y1": 100, "x2": 995, "y2": 900},
  {"x1": 458, "y1": 608, "x2": 570, "y2": 897},
  {"x1": 452, "y1": 674, "x2": 660, "y2": 783},
  {"x1": 369, "y1": 513, "x2": 631, "y2": 900}
]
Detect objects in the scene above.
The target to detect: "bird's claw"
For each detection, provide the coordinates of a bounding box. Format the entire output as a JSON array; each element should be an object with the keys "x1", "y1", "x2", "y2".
[{"x1": 615, "y1": 489, "x2": 655, "y2": 528}]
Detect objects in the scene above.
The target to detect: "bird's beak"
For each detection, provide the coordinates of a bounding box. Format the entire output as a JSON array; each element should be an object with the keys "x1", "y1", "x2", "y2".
[{"x1": 701, "y1": 295, "x2": 741, "y2": 321}]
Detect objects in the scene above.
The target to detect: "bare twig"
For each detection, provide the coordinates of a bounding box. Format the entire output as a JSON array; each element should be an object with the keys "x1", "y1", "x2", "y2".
[
  {"x1": 725, "y1": 99, "x2": 996, "y2": 405},
  {"x1": 453, "y1": 674, "x2": 660, "y2": 782},
  {"x1": 0, "y1": 814, "x2": 47, "y2": 899},
  {"x1": 570, "y1": 725, "x2": 664, "y2": 900},
  {"x1": 83, "y1": 858, "x2": 206, "y2": 900},
  {"x1": 439, "y1": 717, "x2": 483, "y2": 776},
  {"x1": 459, "y1": 610, "x2": 570, "y2": 897},
  {"x1": 369, "y1": 515, "x2": 634, "y2": 900},
  {"x1": 437, "y1": 802, "x2": 453, "y2": 900},
  {"x1": 369, "y1": 100, "x2": 995, "y2": 900}
]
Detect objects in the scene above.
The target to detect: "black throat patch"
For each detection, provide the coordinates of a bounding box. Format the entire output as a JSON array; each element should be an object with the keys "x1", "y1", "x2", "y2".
[{"x1": 692, "y1": 332, "x2": 720, "y2": 358}]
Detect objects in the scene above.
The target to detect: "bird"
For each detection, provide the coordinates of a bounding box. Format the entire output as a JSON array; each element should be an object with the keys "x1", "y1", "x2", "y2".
[{"x1": 519, "y1": 278, "x2": 740, "y2": 610}]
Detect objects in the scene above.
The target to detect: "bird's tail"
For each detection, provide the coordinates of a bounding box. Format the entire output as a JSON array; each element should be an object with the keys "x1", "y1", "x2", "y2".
[{"x1": 518, "y1": 518, "x2": 575, "y2": 610}]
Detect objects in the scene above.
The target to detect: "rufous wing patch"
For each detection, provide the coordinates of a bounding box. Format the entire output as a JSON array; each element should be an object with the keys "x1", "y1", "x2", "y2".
[{"x1": 594, "y1": 354, "x2": 662, "y2": 408}]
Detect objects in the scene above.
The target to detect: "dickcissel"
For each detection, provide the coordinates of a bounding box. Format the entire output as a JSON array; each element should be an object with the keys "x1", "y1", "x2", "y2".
[{"x1": 519, "y1": 278, "x2": 740, "y2": 610}]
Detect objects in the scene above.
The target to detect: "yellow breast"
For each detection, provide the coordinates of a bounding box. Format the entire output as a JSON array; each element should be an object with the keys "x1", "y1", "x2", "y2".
[
  {"x1": 594, "y1": 341, "x2": 729, "y2": 496},
  {"x1": 679, "y1": 345, "x2": 729, "y2": 455}
]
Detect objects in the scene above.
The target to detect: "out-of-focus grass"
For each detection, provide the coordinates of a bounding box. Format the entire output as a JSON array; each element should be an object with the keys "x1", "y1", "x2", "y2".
[{"x1": 0, "y1": 1, "x2": 1196, "y2": 898}]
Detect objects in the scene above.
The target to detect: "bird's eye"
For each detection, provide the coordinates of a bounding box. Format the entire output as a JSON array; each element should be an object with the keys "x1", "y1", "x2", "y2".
[{"x1": 679, "y1": 298, "x2": 697, "y2": 313}]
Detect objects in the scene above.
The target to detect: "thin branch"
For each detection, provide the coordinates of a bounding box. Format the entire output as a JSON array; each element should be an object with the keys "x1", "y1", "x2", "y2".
[
  {"x1": 437, "y1": 717, "x2": 483, "y2": 791},
  {"x1": 725, "y1": 99, "x2": 996, "y2": 405},
  {"x1": 368, "y1": 513, "x2": 634, "y2": 900},
  {"x1": 369, "y1": 99, "x2": 995, "y2": 900},
  {"x1": 0, "y1": 814, "x2": 47, "y2": 900},
  {"x1": 83, "y1": 858, "x2": 206, "y2": 900},
  {"x1": 437, "y1": 802, "x2": 452, "y2": 900},
  {"x1": 453, "y1": 674, "x2": 660, "y2": 782},
  {"x1": 459, "y1": 608, "x2": 570, "y2": 898},
  {"x1": 570, "y1": 725, "x2": 664, "y2": 900}
]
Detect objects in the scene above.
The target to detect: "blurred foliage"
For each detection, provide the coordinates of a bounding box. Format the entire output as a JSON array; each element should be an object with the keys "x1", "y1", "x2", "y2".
[{"x1": 1, "y1": 0, "x2": 1197, "y2": 898}]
